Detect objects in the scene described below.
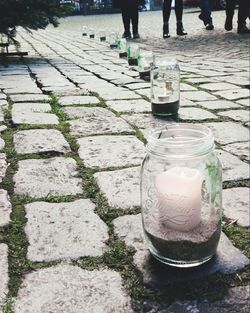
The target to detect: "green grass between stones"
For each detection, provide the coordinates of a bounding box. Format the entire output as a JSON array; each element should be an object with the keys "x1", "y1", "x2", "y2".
[{"x1": 0, "y1": 61, "x2": 249, "y2": 312}]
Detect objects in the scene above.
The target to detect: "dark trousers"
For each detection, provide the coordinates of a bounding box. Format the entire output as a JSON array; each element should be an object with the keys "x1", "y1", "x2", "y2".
[
  {"x1": 226, "y1": 0, "x2": 249, "y2": 26},
  {"x1": 121, "y1": 3, "x2": 139, "y2": 34},
  {"x1": 163, "y1": 0, "x2": 183, "y2": 24},
  {"x1": 199, "y1": 0, "x2": 212, "y2": 24}
]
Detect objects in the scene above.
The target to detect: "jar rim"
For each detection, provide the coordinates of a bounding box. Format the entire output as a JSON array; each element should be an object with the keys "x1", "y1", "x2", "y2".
[{"x1": 146, "y1": 123, "x2": 214, "y2": 157}]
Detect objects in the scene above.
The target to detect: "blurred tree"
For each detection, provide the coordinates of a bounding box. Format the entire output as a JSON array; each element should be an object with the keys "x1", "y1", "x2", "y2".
[{"x1": 0, "y1": 0, "x2": 72, "y2": 42}]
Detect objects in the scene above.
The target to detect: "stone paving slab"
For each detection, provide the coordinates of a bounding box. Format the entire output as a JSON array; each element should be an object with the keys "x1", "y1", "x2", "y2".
[
  {"x1": 12, "y1": 102, "x2": 59, "y2": 125},
  {"x1": 200, "y1": 82, "x2": 241, "y2": 91},
  {"x1": 77, "y1": 135, "x2": 145, "y2": 169},
  {"x1": 14, "y1": 157, "x2": 82, "y2": 197},
  {"x1": 94, "y1": 167, "x2": 140, "y2": 209},
  {"x1": 126, "y1": 82, "x2": 150, "y2": 90},
  {"x1": 197, "y1": 100, "x2": 241, "y2": 110},
  {"x1": 214, "y1": 89, "x2": 249, "y2": 100},
  {"x1": 59, "y1": 95, "x2": 100, "y2": 106},
  {"x1": 223, "y1": 188, "x2": 250, "y2": 227},
  {"x1": 25, "y1": 199, "x2": 109, "y2": 262},
  {"x1": 0, "y1": 126, "x2": 7, "y2": 133},
  {"x1": 222, "y1": 141, "x2": 249, "y2": 162},
  {"x1": 0, "y1": 100, "x2": 8, "y2": 108},
  {"x1": 62, "y1": 106, "x2": 114, "y2": 119},
  {"x1": 217, "y1": 109, "x2": 250, "y2": 122},
  {"x1": 135, "y1": 88, "x2": 151, "y2": 98},
  {"x1": 204, "y1": 122, "x2": 249, "y2": 145},
  {"x1": 181, "y1": 91, "x2": 217, "y2": 101},
  {"x1": 12, "y1": 112, "x2": 59, "y2": 125},
  {"x1": 178, "y1": 97, "x2": 196, "y2": 107},
  {"x1": 14, "y1": 129, "x2": 71, "y2": 155},
  {"x1": 165, "y1": 285, "x2": 250, "y2": 313},
  {"x1": 10, "y1": 94, "x2": 50, "y2": 102},
  {"x1": 14, "y1": 265, "x2": 133, "y2": 313},
  {"x1": 0, "y1": 244, "x2": 8, "y2": 310},
  {"x1": 179, "y1": 107, "x2": 217, "y2": 120},
  {"x1": 217, "y1": 149, "x2": 249, "y2": 182},
  {"x1": 42, "y1": 86, "x2": 80, "y2": 94},
  {"x1": 122, "y1": 114, "x2": 173, "y2": 131},
  {"x1": 236, "y1": 99, "x2": 249, "y2": 107},
  {"x1": 113, "y1": 214, "x2": 249, "y2": 287},
  {"x1": 0, "y1": 190, "x2": 12, "y2": 227},
  {"x1": 180, "y1": 83, "x2": 197, "y2": 91},
  {"x1": 103, "y1": 91, "x2": 143, "y2": 101},
  {"x1": 106, "y1": 99, "x2": 151, "y2": 113},
  {"x1": 0, "y1": 138, "x2": 5, "y2": 151},
  {"x1": 12, "y1": 103, "x2": 51, "y2": 113},
  {"x1": 0, "y1": 154, "x2": 7, "y2": 183},
  {"x1": 68, "y1": 114, "x2": 133, "y2": 136},
  {"x1": 0, "y1": 112, "x2": 4, "y2": 123},
  {"x1": 0, "y1": 94, "x2": 7, "y2": 100}
]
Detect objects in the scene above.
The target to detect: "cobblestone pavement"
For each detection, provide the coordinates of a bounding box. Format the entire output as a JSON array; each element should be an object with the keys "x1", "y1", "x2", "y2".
[{"x1": 0, "y1": 8, "x2": 249, "y2": 313}]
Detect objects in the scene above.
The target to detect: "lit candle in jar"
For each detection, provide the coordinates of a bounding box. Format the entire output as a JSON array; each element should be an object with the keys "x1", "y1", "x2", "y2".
[{"x1": 155, "y1": 166, "x2": 204, "y2": 232}]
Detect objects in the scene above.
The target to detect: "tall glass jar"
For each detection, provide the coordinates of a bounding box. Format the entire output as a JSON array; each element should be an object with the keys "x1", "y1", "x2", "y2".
[
  {"x1": 82, "y1": 26, "x2": 87, "y2": 36},
  {"x1": 140, "y1": 124, "x2": 222, "y2": 267},
  {"x1": 118, "y1": 38, "x2": 127, "y2": 58},
  {"x1": 127, "y1": 42, "x2": 140, "y2": 66},
  {"x1": 109, "y1": 32, "x2": 119, "y2": 49},
  {"x1": 151, "y1": 56, "x2": 180, "y2": 116},
  {"x1": 99, "y1": 30, "x2": 106, "y2": 42},
  {"x1": 89, "y1": 28, "x2": 95, "y2": 39},
  {"x1": 138, "y1": 50, "x2": 153, "y2": 80}
]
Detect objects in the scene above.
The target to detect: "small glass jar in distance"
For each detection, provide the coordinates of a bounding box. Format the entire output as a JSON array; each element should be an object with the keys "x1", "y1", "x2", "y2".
[
  {"x1": 138, "y1": 50, "x2": 153, "y2": 80},
  {"x1": 118, "y1": 38, "x2": 127, "y2": 58},
  {"x1": 89, "y1": 28, "x2": 95, "y2": 38},
  {"x1": 82, "y1": 26, "x2": 87, "y2": 36},
  {"x1": 140, "y1": 124, "x2": 222, "y2": 268},
  {"x1": 99, "y1": 30, "x2": 106, "y2": 42},
  {"x1": 127, "y1": 42, "x2": 140, "y2": 66}
]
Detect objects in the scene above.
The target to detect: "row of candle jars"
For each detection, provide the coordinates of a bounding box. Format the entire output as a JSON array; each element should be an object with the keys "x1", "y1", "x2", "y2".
[
  {"x1": 119, "y1": 41, "x2": 180, "y2": 117},
  {"x1": 141, "y1": 124, "x2": 222, "y2": 267},
  {"x1": 81, "y1": 26, "x2": 223, "y2": 268}
]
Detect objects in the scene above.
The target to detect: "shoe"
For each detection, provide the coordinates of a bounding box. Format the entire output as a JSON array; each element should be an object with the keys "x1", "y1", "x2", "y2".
[
  {"x1": 237, "y1": 25, "x2": 250, "y2": 34},
  {"x1": 133, "y1": 32, "x2": 140, "y2": 39},
  {"x1": 163, "y1": 23, "x2": 170, "y2": 38},
  {"x1": 198, "y1": 13, "x2": 206, "y2": 26},
  {"x1": 177, "y1": 22, "x2": 187, "y2": 36},
  {"x1": 225, "y1": 16, "x2": 233, "y2": 31},
  {"x1": 206, "y1": 23, "x2": 214, "y2": 30},
  {"x1": 122, "y1": 32, "x2": 131, "y2": 39}
]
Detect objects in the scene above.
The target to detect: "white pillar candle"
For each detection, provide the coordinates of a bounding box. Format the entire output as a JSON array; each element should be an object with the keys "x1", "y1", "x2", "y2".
[{"x1": 155, "y1": 166, "x2": 204, "y2": 232}]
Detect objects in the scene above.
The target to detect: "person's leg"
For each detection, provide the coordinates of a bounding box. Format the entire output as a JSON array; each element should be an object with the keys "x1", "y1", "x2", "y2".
[
  {"x1": 237, "y1": 0, "x2": 250, "y2": 33},
  {"x1": 175, "y1": 0, "x2": 187, "y2": 35},
  {"x1": 131, "y1": 4, "x2": 139, "y2": 38},
  {"x1": 121, "y1": 5, "x2": 132, "y2": 38},
  {"x1": 163, "y1": 0, "x2": 172, "y2": 38},
  {"x1": 199, "y1": 0, "x2": 214, "y2": 30},
  {"x1": 225, "y1": 0, "x2": 235, "y2": 31}
]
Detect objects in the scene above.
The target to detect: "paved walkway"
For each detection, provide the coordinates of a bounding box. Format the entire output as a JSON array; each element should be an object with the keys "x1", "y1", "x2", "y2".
[{"x1": 0, "y1": 9, "x2": 249, "y2": 313}]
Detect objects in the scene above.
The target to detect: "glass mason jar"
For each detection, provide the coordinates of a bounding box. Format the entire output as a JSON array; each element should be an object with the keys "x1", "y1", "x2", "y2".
[
  {"x1": 151, "y1": 56, "x2": 180, "y2": 116},
  {"x1": 140, "y1": 124, "x2": 222, "y2": 268},
  {"x1": 127, "y1": 42, "x2": 140, "y2": 66},
  {"x1": 82, "y1": 26, "x2": 88, "y2": 36},
  {"x1": 118, "y1": 38, "x2": 127, "y2": 58},
  {"x1": 99, "y1": 30, "x2": 106, "y2": 42},
  {"x1": 138, "y1": 50, "x2": 153, "y2": 80},
  {"x1": 89, "y1": 28, "x2": 95, "y2": 39},
  {"x1": 109, "y1": 32, "x2": 119, "y2": 49}
]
